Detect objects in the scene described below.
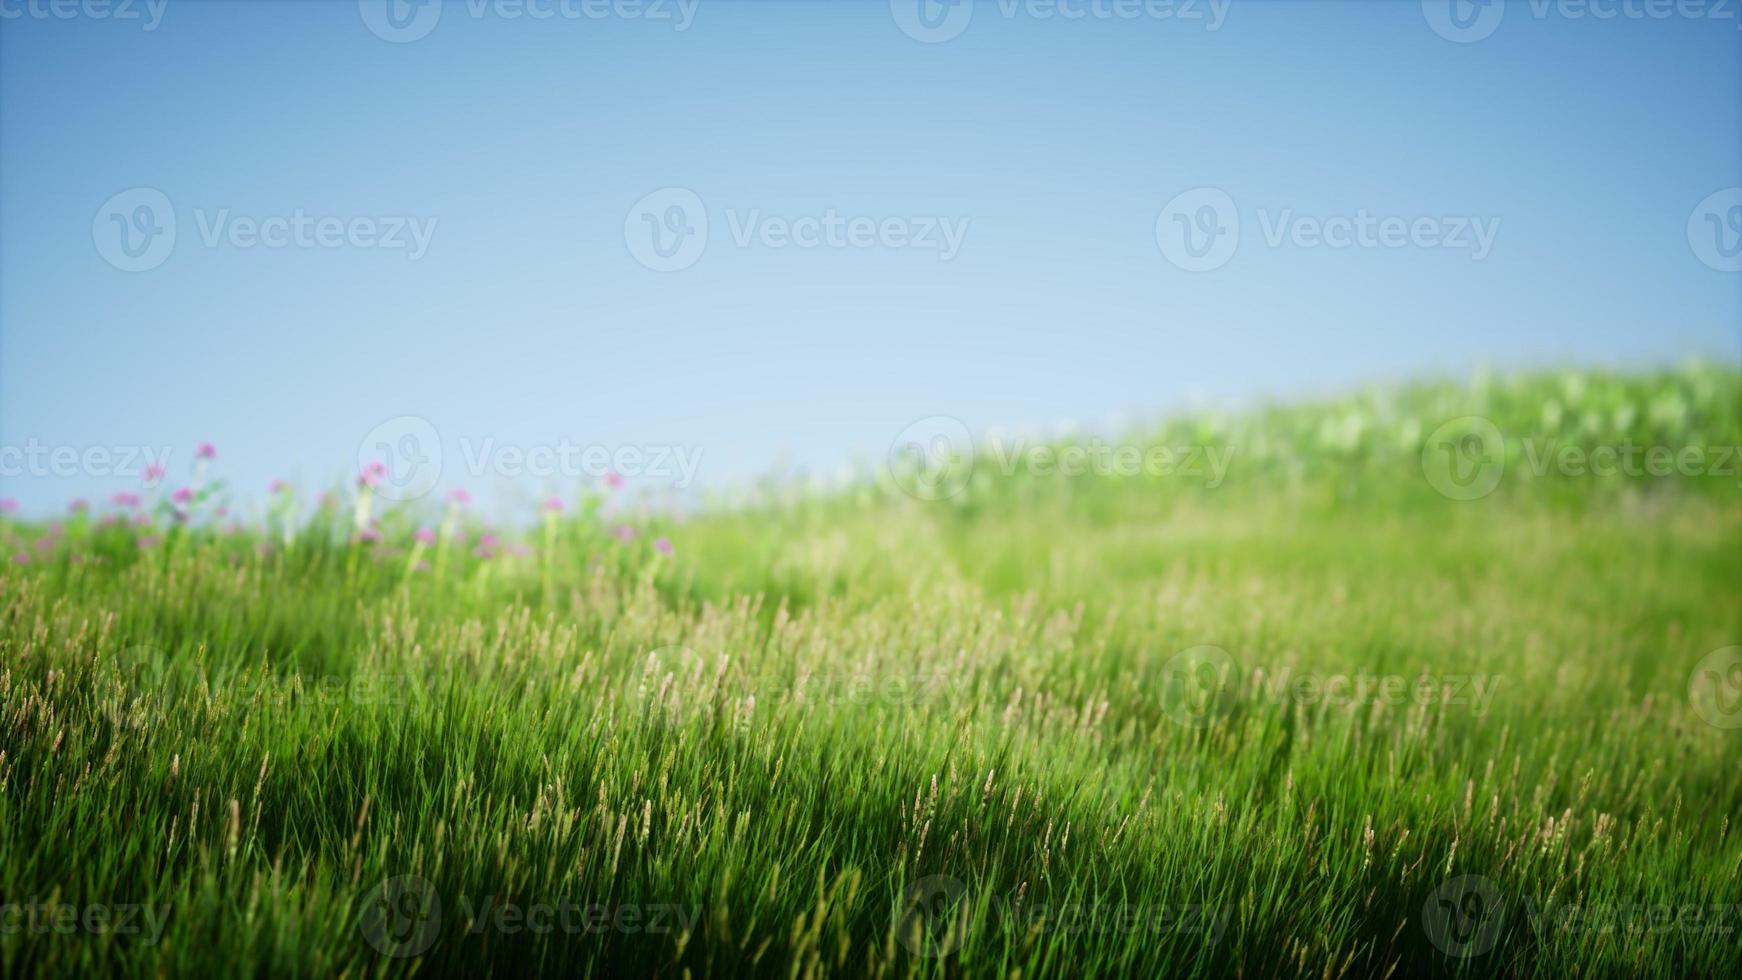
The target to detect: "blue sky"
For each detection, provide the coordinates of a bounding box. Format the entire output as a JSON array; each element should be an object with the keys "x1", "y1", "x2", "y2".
[{"x1": 2, "y1": 0, "x2": 1738, "y2": 516}]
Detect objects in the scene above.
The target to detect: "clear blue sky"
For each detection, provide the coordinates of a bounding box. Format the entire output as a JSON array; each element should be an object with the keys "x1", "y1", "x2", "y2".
[{"x1": 3, "y1": 0, "x2": 1739, "y2": 515}]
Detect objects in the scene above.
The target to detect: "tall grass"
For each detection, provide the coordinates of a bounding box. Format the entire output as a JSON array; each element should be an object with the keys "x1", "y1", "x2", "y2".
[{"x1": 1, "y1": 365, "x2": 1739, "y2": 978}]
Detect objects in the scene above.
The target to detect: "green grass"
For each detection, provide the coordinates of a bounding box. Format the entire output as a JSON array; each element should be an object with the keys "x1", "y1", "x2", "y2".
[{"x1": 2, "y1": 365, "x2": 1740, "y2": 978}]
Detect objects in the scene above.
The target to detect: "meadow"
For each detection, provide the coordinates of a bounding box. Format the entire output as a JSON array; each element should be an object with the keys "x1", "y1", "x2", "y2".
[{"x1": 2, "y1": 364, "x2": 1739, "y2": 979}]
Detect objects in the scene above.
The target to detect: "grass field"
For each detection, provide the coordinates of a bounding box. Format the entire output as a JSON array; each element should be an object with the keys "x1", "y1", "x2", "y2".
[{"x1": 2, "y1": 365, "x2": 1739, "y2": 979}]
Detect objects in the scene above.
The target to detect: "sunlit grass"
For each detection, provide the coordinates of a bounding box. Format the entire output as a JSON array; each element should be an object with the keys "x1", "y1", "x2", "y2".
[{"x1": 1, "y1": 365, "x2": 1739, "y2": 978}]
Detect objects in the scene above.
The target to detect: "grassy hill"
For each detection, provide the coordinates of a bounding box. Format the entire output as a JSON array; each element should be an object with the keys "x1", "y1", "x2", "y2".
[{"x1": 2, "y1": 364, "x2": 1739, "y2": 978}]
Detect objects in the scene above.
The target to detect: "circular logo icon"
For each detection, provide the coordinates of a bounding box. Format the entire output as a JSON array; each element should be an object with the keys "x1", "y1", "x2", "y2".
[
  {"x1": 360, "y1": 875, "x2": 442, "y2": 957},
  {"x1": 103, "y1": 643, "x2": 169, "y2": 729},
  {"x1": 359, "y1": 0, "x2": 442, "y2": 43},
  {"x1": 890, "y1": 0, "x2": 973, "y2": 43},
  {"x1": 1421, "y1": 416, "x2": 1505, "y2": 501},
  {"x1": 1688, "y1": 187, "x2": 1742, "y2": 274},
  {"x1": 1159, "y1": 644, "x2": 1236, "y2": 727},
  {"x1": 1422, "y1": 874, "x2": 1504, "y2": 958},
  {"x1": 888, "y1": 416, "x2": 974, "y2": 501},
  {"x1": 359, "y1": 416, "x2": 443, "y2": 503},
  {"x1": 1690, "y1": 646, "x2": 1742, "y2": 729},
  {"x1": 1156, "y1": 188, "x2": 1239, "y2": 272},
  {"x1": 1421, "y1": 0, "x2": 1504, "y2": 43},
  {"x1": 625, "y1": 187, "x2": 708, "y2": 272},
  {"x1": 895, "y1": 875, "x2": 969, "y2": 957},
  {"x1": 94, "y1": 188, "x2": 176, "y2": 273}
]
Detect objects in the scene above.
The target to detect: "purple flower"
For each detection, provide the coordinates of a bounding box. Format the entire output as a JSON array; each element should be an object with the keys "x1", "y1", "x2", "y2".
[
  {"x1": 269, "y1": 479, "x2": 289, "y2": 494},
  {"x1": 613, "y1": 525, "x2": 637, "y2": 541},
  {"x1": 143, "y1": 463, "x2": 166, "y2": 485},
  {"x1": 603, "y1": 471, "x2": 625, "y2": 491},
  {"x1": 415, "y1": 528, "x2": 437, "y2": 545},
  {"x1": 358, "y1": 460, "x2": 388, "y2": 489},
  {"x1": 111, "y1": 492, "x2": 142, "y2": 509},
  {"x1": 133, "y1": 513, "x2": 152, "y2": 527},
  {"x1": 12, "y1": 551, "x2": 28, "y2": 565},
  {"x1": 543, "y1": 496, "x2": 564, "y2": 514},
  {"x1": 448, "y1": 488, "x2": 472, "y2": 506},
  {"x1": 0, "y1": 499, "x2": 17, "y2": 514},
  {"x1": 195, "y1": 442, "x2": 217, "y2": 460},
  {"x1": 653, "y1": 537, "x2": 673, "y2": 556},
  {"x1": 172, "y1": 486, "x2": 193, "y2": 504},
  {"x1": 355, "y1": 528, "x2": 383, "y2": 544}
]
